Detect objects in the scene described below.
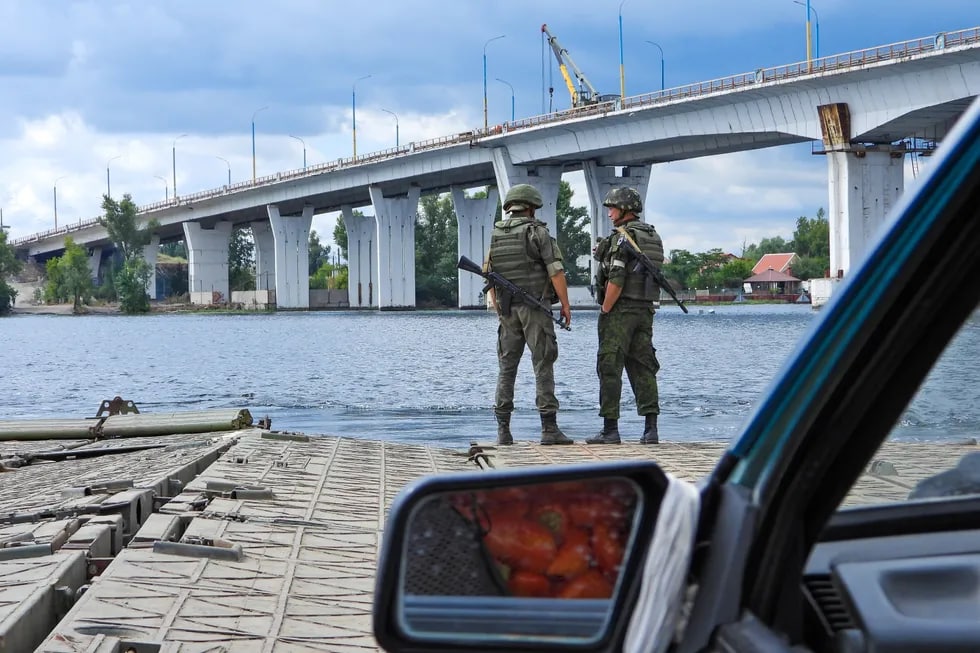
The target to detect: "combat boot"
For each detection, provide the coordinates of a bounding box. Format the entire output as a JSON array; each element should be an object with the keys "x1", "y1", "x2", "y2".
[
  {"x1": 586, "y1": 418, "x2": 622, "y2": 445},
  {"x1": 639, "y1": 414, "x2": 659, "y2": 444},
  {"x1": 496, "y1": 413, "x2": 513, "y2": 446},
  {"x1": 540, "y1": 412, "x2": 573, "y2": 445}
]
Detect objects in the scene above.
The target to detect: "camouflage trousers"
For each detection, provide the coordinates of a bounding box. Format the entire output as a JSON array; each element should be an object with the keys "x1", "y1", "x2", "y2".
[
  {"x1": 495, "y1": 303, "x2": 560, "y2": 416},
  {"x1": 596, "y1": 306, "x2": 660, "y2": 419}
]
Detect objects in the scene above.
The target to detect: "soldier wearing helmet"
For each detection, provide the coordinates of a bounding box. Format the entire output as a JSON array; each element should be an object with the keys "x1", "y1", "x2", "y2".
[
  {"x1": 485, "y1": 183, "x2": 573, "y2": 446},
  {"x1": 586, "y1": 186, "x2": 666, "y2": 445}
]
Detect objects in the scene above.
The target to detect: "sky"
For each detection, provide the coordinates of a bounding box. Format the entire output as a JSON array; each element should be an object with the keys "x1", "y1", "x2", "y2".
[{"x1": 0, "y1": 0, "x2": 976, "y2": 257}]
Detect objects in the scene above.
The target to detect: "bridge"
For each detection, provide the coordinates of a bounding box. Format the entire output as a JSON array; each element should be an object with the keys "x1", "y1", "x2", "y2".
[{"x1": 11, "y1": 27, "x2": 980, "y2": 309}]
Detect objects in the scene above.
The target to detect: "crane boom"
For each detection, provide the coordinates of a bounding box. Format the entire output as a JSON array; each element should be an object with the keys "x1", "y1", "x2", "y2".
[{"x1": 541, "y1": 23, "x2": 600, "y2": 108}]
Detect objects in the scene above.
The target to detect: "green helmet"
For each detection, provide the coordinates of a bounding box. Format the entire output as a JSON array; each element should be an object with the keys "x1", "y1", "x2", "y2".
[
  {"x1": 603, "y1": 187, "x2": 643, "y2": 214},
  {"x1": 503, "y1": 184, "x2": 543, "y2": 211}
]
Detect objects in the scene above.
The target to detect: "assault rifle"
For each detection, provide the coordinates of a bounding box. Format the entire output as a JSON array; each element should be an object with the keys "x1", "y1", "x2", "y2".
[
  {"x1": 457, "y1": 255, "x2": 571, "y2": 331},
  {"x1": 614, "y1": 227, "x2": 689, "y2": 313}
]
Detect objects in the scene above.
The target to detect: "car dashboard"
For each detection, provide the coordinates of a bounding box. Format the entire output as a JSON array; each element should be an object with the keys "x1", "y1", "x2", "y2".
[{"x1": 802, "y1": 524, "x2": 980, "y2": 652}]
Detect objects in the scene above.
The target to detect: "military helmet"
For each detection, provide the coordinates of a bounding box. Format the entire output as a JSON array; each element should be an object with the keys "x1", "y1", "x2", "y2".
[
  {"x1": 503, "y1": 184, "x2": 544, "y2": 211},
  {"x1": 603, "y1": 187, "x2": 643, "y2": 214}
]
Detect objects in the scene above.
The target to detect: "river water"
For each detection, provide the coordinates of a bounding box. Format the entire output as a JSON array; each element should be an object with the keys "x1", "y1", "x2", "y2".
[{"x1": 2, "y1": 304, "x2": 977, "y2": 449}]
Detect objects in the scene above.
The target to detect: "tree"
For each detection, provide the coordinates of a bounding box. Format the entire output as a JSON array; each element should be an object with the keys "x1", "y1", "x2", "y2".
[
  {"x1": 790, "y1": 209, "x2": 830, "y2": 280},
  {"x1": 160, "y1": 241, "x2": 187, "y2": 259},
  {"x1": 416, "y1": 193, "x2": 458, "y2": 307},
  {"x1": 228, "y1": 226, "x2": 255, "y2": 292},
  {"x1": 334, "y1": 213, "x2": 350, "y2": 261},
  {"x1": 741, "y1": 236, "x2": 790, "y2": 264},
  {"x1": 555, "y1": 181, "x2": 590, "y2": 285},
  {"x1": 0, "y1": 230, "x2": 22, "y2": 314},
  {"x1": 56, "y1": 237, "x2": 94, "y2": 312},
  {"x1": 99, "y1": 194, "x2": 159, "y2": 313},
  {"x1": 662, "y1": 249, "x2": 700, "y2": 289},
  {"x1": 309, "y1": 230, "x2": 332, "y2": 275}
]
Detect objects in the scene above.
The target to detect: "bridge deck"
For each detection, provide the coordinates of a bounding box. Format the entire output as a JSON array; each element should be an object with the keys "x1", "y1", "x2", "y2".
[{"x1": 0, "y1": 429, "x2": 969, "y2": 651}]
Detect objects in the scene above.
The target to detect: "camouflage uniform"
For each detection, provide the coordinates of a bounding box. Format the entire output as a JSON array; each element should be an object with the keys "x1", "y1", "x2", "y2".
[
  {"x1": 595, "y1": 221, "x2": 664, "y2": 419},
  {"x1": 490, "y1": 217, "x2": 564, "y2": 417},
  {"x1": 587, "y1": 186, "x2": 665, "y2": 445},
  {"x1": 487, "y1": 184, "x2": 572, "y2": 445}
]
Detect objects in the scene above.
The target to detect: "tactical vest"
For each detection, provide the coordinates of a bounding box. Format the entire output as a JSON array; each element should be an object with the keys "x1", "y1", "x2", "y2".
[
  {"x1": 489, "y1": 218, "x2": 551, "y2": 299},
  {"x1": 617, "y1": 222, "x2": 665, "y2": 302}
]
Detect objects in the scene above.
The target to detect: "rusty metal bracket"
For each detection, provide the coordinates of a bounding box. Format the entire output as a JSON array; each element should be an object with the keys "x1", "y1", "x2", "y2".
[{"x1": 96, "y1": 396, "x2": 140, "y2": 417}]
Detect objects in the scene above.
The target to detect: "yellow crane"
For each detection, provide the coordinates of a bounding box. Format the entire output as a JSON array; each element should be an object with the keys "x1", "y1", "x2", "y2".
[{"x1": 541, "y1": 23, "x2": 603, "y2": 108}]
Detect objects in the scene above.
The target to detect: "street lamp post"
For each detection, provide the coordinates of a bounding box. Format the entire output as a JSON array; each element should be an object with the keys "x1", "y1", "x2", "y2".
[
  {"x1": 153, "y1": 175, "x2": 169, "y2": 201},
  {"x1": 794, "y1": 0, "x2": 820, "y2": 61},
  {"x1": 483, "y1": 35, "x2": 505, "y2": 131},
  {"x1": 172, "y1": 133, "x2": 188, "y2": 199},
  {"x1": 288, "y1": 135, "x2": 307, "y2": 168},
  {"x1": 618, "y1": 0, "x2": 628, "y2": 99},
  {"x1": 215, "y1": 156, "x2": 231, "y2": 185},
  {"x1": 53, "y1": 175, "x2": 67, "y2": 229},
  {"x1": 352, "y1": 75, "x2": 372, "y2": 159},
  {"x1": 106, "y1": 155, "x2": 121, "y2": 198},
  {"x1": 380, "y1": 109, "x2": 399, "y2": 148},
  {"x1": 251, "y1": 106, "x2": 268, "y2": 182},
  {"x1": 645, "y1": 41, "x2": 665, "y2": 91},
  {"x1": 495, "y1": 78, "x2": 515, "y2": 122}
]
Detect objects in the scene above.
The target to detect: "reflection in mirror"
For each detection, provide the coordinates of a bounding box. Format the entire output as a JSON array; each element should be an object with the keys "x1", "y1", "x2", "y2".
[{"x1": 398, "y1": 476, "x2": 642, "y2": 644}]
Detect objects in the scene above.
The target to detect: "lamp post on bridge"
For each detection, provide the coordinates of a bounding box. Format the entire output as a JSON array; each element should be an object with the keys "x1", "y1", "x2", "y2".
[
  {"x1": 495, "y1": 78, "x2": 515, "y2": 122},
  {"x1": 172, "y1": 133, "x2": 188, "y2": 199},
  {"x1": 53, "y1": 175, "x2": 68, "y2": 229},
  {"x1": 106, "y1": 155, "x2": 121, "y2": 199},
  {"x1": 794, "y1": 0, "x2": 820, "y2": 62},
  {"x1": 153, "y1": 175, "x2": 169, "y2": 201},
  {"x1": 352, "y1": 75, "x2": 372, "y2": 159},
  {"x1": 618, "y1": 0, "x2": 628, "y2": 99},
  {"x1": 483, "y1": 35, "x2": 505, "y2": 131},
  {"x1": 251, "y1": 106, "x2": 268, "y2": 182},
  {"x1": 288, "y1": 135, "x2": 307, "y2": 169},
  {"x1": 645, "y1": 41, "x2": 665, "y2": 91},
  {"x1": 380, "y1": 109, "x2": 399, "y2": 149},
  {"x1": 215, "y1": 156, "x2": 231, "y2": 185}
]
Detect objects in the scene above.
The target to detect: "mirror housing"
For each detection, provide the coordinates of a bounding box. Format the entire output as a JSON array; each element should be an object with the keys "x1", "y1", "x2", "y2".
[{"x1": 373, "y1": 460, "x2": 670, "y2": 652}]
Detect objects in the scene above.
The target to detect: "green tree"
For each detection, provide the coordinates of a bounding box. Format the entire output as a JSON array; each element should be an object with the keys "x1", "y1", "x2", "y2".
[
  {"x1": 43, "y1": 257, "x2": 67, "y2": 303},
  {"x1": 662, "y1": 249, "x2": 700, "y2": 289},
  {"x1": 790, "y1": 208, "x2": 830, "y2": 280},
  {"x1": 99, "y1": 194, "x2": 159, "y2": 313},
  {"x1": 741, "y1": 235, "x2": 790, "y2": 264},
  {"x1": 309, "y1": 229, "x2": 332, "y2": 275},
  {"x1": 160, "y1": 240, "x2": 187, "y2": 259},
  {"x1": 57, "y1": 237, "x2": 94, "y2": 312},
  {"x1": 334, "y1": 213, "x2": 350, "y2": 261},
  {"x1": 228, "y1": 226, "x2": 255, "y2": 292},
  {"x1": 416, "y1": 193, "x2": 458, "y2": 307},
  {"x1": 555, "y1": 181, "x2": 590, "y2": 285},
  {"x1": 0, "y1": 230, "x2": 22, "y2": 314}
]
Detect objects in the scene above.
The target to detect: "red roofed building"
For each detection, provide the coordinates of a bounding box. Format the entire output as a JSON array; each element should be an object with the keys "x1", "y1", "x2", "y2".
[{"x1": 752, "y1": 253, "x2": 799, "y2": 276}]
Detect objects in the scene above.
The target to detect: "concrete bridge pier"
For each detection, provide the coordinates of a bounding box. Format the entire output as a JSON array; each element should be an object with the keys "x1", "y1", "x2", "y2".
[
  {"x1": 451, "y1": 186, "x2": 499, "y2": 309},
  {"x1": 583, "y1": 162, "x2": 652, "y2": 286},
  {"x1": 369, "y1": 185, "x2": 420, "y2": 310},
  {"x1": 343, "y1": 206, "x2": 378, "y2": 309},
  {"x1": 819, "y1": 102, "x2": 905, "y2": 280},
  {"x1": 251, "y1": 221, "x2": 276, "y2": 292},
  {"x1": 491, "y1": 147, "x2": 562, "y2": 234},
  {"x1": 141, "y1": 235, "x2": 160, "y2": 299},
  {"x1": 183, "y1": 221, "x2": 232, "y2": 304},
  {"x1": 826, "y1": 147, "x2": 904, "y2": 279},
  {"x1": 267, "y1": 204, "x2": 313, "y2": 309},
  {"x1": 87, "y1": 247, "x2": 102, "y2": 284}
]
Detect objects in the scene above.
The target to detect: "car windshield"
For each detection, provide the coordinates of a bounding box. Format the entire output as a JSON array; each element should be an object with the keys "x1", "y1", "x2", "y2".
[{"x1": 841, "y1": 309, "x2": 980, "y2": 508}]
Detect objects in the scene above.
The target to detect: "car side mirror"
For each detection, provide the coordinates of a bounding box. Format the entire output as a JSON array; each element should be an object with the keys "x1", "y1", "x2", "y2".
[{"x1": 373, "y1": 460, "x2": 670, "y2": 652}]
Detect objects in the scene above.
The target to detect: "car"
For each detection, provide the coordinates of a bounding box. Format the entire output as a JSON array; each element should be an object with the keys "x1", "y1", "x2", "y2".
[{"x1": 370, "y1": 93, "x2": 980, "y2": 653}]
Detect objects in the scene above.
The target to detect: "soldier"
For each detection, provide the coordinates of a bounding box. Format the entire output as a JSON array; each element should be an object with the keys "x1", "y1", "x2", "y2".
[
  {"x1": 486, "y1": 183, "x2": 573, "y2": 446},
  {"x1": 586, "y1": 187, "x2": 664, "y2": 445}
]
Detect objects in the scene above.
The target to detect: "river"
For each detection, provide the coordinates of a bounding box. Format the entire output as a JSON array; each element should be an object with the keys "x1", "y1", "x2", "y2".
[{"x1": 2, "y1": 304, "x2": 977, "y2": 449}]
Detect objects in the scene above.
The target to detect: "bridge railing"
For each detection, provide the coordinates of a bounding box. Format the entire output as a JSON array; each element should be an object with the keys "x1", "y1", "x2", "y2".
[{"x1": 12, "y1": 26, "x2": 980, "y2": 248}]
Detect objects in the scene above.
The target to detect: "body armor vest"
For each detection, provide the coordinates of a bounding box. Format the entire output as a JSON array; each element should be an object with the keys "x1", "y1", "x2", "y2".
[
  {"x1": 489, "y1": 219, "x2": 551, "y2": 299},
  {"x1": 618, "y1": 222, "x2": 665, "y2": 302}
]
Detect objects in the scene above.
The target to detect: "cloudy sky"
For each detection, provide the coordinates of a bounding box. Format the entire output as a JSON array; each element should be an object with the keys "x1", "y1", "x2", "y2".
[{"x1": 0, "y1": 1, "x2": 975, "y2": 255}]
